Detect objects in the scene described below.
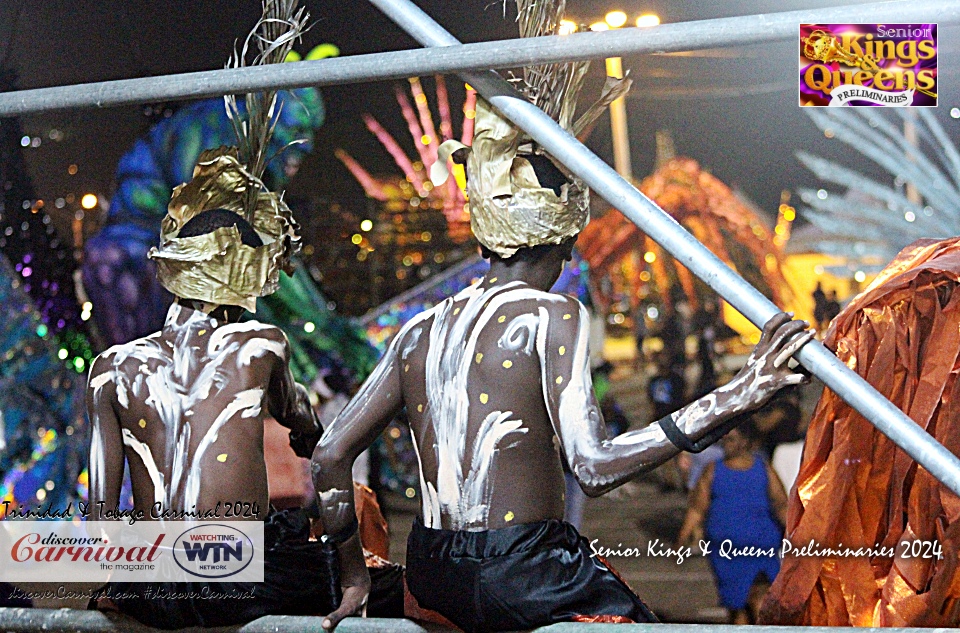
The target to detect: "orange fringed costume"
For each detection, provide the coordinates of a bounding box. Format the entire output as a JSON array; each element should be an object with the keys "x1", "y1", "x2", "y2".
[{"x1": 761, "y1": 238, "x2": 960, "y2": 627}]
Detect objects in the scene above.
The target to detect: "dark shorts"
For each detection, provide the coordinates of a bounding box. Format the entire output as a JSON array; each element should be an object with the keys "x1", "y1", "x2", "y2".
[
  {"x1": 406, "y1": 518, "x2": 657, "y2": 633},
  {"x1": 102, "y1": 509, "x2": 404, "y2": 629}
]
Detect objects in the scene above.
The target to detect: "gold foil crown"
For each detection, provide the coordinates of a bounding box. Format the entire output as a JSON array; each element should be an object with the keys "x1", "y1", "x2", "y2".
[
  {"x1": 460, "y1": 99, "x2": 589, "y2": 258},
  {"x1": 430, "y1": 0, "x2": 630, "y2": 258},
  {"x1": 147, "y1": 148, "x2": 301, "y2": 312}
]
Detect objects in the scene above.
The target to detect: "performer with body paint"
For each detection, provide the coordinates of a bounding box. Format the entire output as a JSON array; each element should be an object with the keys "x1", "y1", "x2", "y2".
[
  {"x1": 84, "y1": 2, "x2": 405, "y2": 627},
  {"x1": 86, "y1": 152, "x2": 405, "y2": 628},
  {"x1": 311, "y1": 9, "x2": 814, "y2": 625}
]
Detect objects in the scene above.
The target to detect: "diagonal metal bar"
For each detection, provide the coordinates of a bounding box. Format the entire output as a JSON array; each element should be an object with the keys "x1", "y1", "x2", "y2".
[
  {"x1": 0, "y1": 0, "x2": 956, "y2": 117},
  {"x1": 367, "y1": 0, "x2": 960, "y2": 496}
]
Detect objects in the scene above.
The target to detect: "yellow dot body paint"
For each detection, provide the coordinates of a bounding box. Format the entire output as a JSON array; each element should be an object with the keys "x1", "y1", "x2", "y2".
[
  {"x1": 216, "y1": 454, "x2": 228, "y2": 463},
  {"x1": 480, "y1": 393, "x2": 489, "y2": 404}
]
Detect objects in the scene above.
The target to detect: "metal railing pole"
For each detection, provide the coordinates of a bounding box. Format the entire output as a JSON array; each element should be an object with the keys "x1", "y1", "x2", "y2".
[
  {"x1": 366, "y1": 0, "x2": 960, "y2": 496},
  {"x1": 0, "y1": 0, "x2": 957, "y2": 117},
  {"x1": 1, "y1": 610, "x2": 958, "y2": 632}
]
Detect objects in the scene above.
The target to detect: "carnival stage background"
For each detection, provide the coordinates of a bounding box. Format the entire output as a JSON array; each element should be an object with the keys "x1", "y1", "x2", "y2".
[{"x1": 1, "y1": 5, "x2": 960, "y2": 618}]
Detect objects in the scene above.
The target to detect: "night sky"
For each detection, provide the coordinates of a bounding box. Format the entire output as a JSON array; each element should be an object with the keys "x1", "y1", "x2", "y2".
[{"x1": 2, "y1": 0, "x2": 959, "y2": 241}]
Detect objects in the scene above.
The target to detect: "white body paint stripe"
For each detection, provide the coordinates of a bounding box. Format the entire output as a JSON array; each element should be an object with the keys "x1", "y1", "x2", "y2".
[
  {"x1": 88, "y1": 303, "x2": 281, "y2": 510},
  {"x1": 121, "y1": 428, "x2": 165, "y2": 506}
]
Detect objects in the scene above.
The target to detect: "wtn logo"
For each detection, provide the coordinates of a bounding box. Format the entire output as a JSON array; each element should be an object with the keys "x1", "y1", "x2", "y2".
[
  {"x1": 173, "y1": 525, "x2": 255, "y2": 579},
  {"x1": 180, "y1": 541, "x2": 243, "y2": 563}
]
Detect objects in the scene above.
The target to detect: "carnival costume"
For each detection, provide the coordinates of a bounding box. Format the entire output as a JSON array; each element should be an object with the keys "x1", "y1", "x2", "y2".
[
  {"x1": 404, "y1": 2, "x2": 654, "y2": 629},
  {"x1": 761, "y1": 238, "x2": 960, "y2": 626},
  {"x1": 97, "y1": 2, "x2": 404, "y2": 627}
]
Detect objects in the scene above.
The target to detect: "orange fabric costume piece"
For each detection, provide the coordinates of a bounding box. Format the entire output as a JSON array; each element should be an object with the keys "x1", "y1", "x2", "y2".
[
  {"x1": 310, "y1": 483, "x2": 390, "y2": 561},
  {"x1": 761, "y1": 238, "x2": 960, "y2": 627},
  {"x1": 355, "y1": 483, "x2": 391, "y2": 561}
]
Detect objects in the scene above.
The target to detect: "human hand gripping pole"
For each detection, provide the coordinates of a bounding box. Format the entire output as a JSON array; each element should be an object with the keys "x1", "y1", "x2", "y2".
[{"x1": 659, "y1": 312, "x2": 813, "y2": 453}]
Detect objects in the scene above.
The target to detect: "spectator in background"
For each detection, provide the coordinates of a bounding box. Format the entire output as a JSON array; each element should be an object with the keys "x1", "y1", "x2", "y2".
[
  {"x1": 812, "y1": 282, "x2": 828, "y2": 334},
  {"x1": 824, "y1": 290, "x2": 842, "y2": 325},
  {"x1": 633, "y1": 307, "x2": 649, "y2": 366},
  {"x1": 678, "y1": 426, "x2": 788, "y2": 624},
  {"x1": 647, "y1": 353, "x2": 689, "y2": 492},
  {"x1": 648, "y1": 353, "x2": 687, "y2": 422},
  {"x1": 657, "y1": 306, "x2": 687, "y2": 370},
  {"x1": 750, "y1": 387, "x2": 803, "y2": 461}
]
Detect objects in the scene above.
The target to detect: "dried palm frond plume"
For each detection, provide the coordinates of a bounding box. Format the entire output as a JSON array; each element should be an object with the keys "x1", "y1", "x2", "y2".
[
  {"x1": 515, "y1": 0, "x2": 588, "y2": 131},
  {"x1": 513, "y1": 0, "x2": 630, "y2": 137},
  {"x1": 224, "y1": 0, "x2": 309, "y2": 220}
]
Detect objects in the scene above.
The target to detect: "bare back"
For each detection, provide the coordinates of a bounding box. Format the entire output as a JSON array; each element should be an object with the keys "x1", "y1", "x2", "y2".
[
  {"x1": 395, "y1": 280, "x2": 576, "y2": 530},
  {"x1": 87, "y1": 302, "x2": 314, "y2": 520}
]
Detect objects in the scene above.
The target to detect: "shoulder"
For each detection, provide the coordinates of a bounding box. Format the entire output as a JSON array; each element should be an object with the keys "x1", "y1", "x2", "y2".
[
  {"x1": 91, "y1": 334, "x2": 160, "y2": 372},
  {"x1": 213, "y1": 321, "x2": 291, "y2": 366},
  {"x1": 694, "y1": 460, "x2": 717, "y2": 492},
  {"x1": 88, "y1": 334, "x2": 160, "y2": 390},
  {"x1": 533, "y1": 292, "x2": 588, "y2": 335},
  {"x1": 212, "y1": 320, "x2": 287, "y2": 345},
  {"x1": 702, "y1": 460, "x2": 717, "y2": 483},
  {"x1": 390, "y1": 302, "x2": 445, "y2": 351}
]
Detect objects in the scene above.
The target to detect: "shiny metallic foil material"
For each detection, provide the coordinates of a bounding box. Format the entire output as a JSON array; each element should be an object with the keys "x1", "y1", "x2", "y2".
[
  {"x1": 762, "y1": 237, "x2": 960, "y2": 626},
  {"x1": 464, "y1": 99, "x2": 589, "y2": 258},
  {"x1": 148, "y1": 149, "x2": 300, "y2": 311}
]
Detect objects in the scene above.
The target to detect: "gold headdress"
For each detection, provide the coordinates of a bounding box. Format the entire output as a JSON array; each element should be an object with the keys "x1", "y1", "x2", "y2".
[
  {"x1": 148, "y1": 0, "x2": 307, "y2": 311},
  {"x1": 431, "y1": 0, "x2": 631, "y2": 258}
]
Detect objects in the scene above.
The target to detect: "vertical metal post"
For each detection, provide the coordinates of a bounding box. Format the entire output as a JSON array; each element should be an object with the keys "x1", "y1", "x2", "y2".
[
  {"x1": 604, "y1": 56, "x2": 632, "y2": 179},
  {"x1": 366, "y1": 0, "x2": 960, "y2": 496}
]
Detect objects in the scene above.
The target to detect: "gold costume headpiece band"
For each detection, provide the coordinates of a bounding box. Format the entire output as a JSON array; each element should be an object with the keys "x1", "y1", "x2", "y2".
[
  {"x1": 147, "y1": 149, "x2": 300, "y2": 312},
  {"x1": 430, "y1": 1, "x2": 631, "y2": 258}
]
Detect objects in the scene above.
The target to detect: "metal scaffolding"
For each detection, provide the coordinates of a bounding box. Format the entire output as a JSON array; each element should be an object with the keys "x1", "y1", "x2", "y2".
[
  {"x1": 1, "y1": 2, "x2": 958, "y2": 494},
  {"x1": 0, "y1": 609, "x2": 957, "y2": 632},
  {"x1": 0, "y1": 0, "x2": 955, "y2": 116}
]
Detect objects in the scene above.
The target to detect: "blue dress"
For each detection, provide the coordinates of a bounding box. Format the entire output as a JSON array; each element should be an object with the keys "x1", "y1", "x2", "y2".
[{"x1": 705, "y1": 455, "x2": 783, "y2": 610}]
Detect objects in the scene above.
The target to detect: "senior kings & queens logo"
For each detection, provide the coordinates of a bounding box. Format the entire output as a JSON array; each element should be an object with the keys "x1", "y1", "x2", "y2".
[{"x1": 800, "y1": 24, "x2": 936, "y2": 107}]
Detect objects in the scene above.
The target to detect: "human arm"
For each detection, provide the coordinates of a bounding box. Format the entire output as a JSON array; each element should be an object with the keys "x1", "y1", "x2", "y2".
[
  {"x1": 539, "y1": 299, "x2": 811, "y2": 496},
  {"x1": 677, "y1": 461, "x2": 714, "y2": 547},
  {"x1": 86, "y1": 355, "x2": 125, "y2": 512},
  {"x1": 311, "y1": 329, "x2": 407, "y2": 630},
  {"x1": 265, "y1": 331, "x2": 323, "y2": 458},
  {"x1": 765, "y1": 460, "x2": 789, "y2": 527}
]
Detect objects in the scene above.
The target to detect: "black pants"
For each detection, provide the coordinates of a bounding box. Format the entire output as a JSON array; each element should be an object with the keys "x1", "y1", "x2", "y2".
[
  {"x1": 406, "y1": 518, "x2": 657, "y2": 633},
  {"x1": 103, "y1": 509, "x2": 404, "y2": 629}
]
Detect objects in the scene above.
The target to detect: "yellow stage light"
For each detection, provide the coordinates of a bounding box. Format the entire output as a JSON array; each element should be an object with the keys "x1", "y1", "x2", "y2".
[
  {"x1": 605, "y1": 11, "x2": 627, "y2": 28},
  {"x1": 636, "y1": 14, "x2": 660, "y2": 27},
  {"x1": 80, "y1": 194, "x2": 98, "y2": 209}
]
